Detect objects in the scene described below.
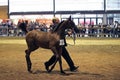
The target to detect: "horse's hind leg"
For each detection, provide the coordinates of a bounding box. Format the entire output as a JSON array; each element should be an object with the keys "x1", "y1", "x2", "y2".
[
  {"x1": 25, "y1": 45, "x2": 39, "y2": 73},
  {"x1": 25, "y1": 49, "x2": 32, "y2": 73},
  {"x1": 25, "y1": 38, "x2": 39, "y2": 72}
]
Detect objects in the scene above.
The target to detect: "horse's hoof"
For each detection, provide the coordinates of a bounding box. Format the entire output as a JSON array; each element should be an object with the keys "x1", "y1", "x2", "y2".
[
  {"x1": 28, "y1": 70, "x2": 33, "y2": 73},
  {"x1": 48, "y1": 70, "x2": 51, "y2": 73},
  {"x1": 61, "y1": 72, "x2": 69, "y2": 76},
  {"x1": 61, "y1": 71, "x2": 66, "y2": 74},
  {"x1": 44, "y1": 62, "x2": 49, "y2": 72}
]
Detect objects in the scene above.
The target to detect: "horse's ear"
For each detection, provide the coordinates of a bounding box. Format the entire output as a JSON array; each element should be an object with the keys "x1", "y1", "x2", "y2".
[{"x1": 68, "y1": 16, "x2": 72, "y2": 21}]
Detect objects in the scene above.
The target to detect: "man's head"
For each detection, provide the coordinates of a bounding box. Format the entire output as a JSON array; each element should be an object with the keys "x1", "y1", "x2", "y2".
[{"x1": 52, "y1": 17, "x2": 60, "y2": 24}]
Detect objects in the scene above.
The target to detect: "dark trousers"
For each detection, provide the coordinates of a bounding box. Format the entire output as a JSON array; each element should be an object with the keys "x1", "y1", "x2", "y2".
[{"x1": 46, "y1": 47, "x2": 75, "y2": 69}]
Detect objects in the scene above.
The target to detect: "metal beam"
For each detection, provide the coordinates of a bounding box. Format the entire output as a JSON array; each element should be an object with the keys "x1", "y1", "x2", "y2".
[{"x1": 9, "y1": 10, "x2": 120, "y2": 15}]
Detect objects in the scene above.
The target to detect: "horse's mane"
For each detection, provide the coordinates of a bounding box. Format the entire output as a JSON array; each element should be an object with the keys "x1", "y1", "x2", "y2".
[{"x1": 52, "y1": 20, "x2": 65, "y2": 32}]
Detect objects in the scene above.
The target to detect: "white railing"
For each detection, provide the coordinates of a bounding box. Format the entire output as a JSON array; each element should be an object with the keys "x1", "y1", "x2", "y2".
[{"x1": 0, "y1": 25, "x2": 120, "y2": 38}]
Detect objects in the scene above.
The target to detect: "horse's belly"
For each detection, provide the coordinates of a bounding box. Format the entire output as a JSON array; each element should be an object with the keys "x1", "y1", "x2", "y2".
[
  {"x1": 38, "y1": 42, "x2": 50, "y2": 49},
  {"x1": 37, "y1": 40, "x2": 58, "y2": 49}
]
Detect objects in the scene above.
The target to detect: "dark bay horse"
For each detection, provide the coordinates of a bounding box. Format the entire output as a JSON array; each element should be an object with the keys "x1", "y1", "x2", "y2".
[{"x1": 24, "y1": 16, "x2": 76, "y2": 74}]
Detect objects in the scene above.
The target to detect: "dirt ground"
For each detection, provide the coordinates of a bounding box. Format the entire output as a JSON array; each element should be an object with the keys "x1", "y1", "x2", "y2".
[{"x1": 0, "y1": 37, "x2": 120, "y2": 80}]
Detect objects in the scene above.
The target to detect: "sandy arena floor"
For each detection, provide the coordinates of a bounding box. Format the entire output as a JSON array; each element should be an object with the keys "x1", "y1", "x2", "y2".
[{"x1": 0, "y1": 37, "x2": 120, "y2": 80}]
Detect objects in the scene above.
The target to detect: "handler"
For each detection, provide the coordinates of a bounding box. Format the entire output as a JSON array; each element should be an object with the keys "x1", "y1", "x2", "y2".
[{"x1": 44, "y1": 17, "x2": 79, "y2": 71}]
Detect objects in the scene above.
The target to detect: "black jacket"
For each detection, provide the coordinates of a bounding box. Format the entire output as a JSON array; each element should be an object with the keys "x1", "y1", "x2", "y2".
[{"x1": 50, "y1": 23, "x2": 67, "y2": 46}]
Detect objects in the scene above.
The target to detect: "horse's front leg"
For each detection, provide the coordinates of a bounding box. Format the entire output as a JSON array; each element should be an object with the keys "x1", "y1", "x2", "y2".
[
  {"x1": 58, "y1": 47, "x2": 66, "y2": 74},
  {"x1": 25, "y1": 50, "x2": 32, "y2": 73},
  {"x1": 49, "y1": 53, "x2": 65, "y2": 74},
  {"x1": 48, "y1": 56, "x2": 58, "y2": 73},
  {"x1": 59, "y1": 55, "x2": 65, "y2": 74},
  {"x1": 49, "y1": 47, "x2": 66, "y2": 74},
  {"x1": 48, "y1": 47, "x2": 58, "y2": 72}
]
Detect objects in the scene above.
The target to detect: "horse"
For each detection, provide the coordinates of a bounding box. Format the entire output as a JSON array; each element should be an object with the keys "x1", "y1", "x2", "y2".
[{"x1": 24, "y1": 16, "x2": 77, "y2": 74}]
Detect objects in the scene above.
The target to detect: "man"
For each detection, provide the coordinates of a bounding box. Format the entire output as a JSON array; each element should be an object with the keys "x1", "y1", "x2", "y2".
[{"x1": 44, "y1": 17, "x2": 79, "y2": 71}]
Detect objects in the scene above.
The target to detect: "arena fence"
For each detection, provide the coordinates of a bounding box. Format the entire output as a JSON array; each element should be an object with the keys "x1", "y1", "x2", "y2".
[{"x1": 0, "y1": 26, "x2": 120, "y2": 38}]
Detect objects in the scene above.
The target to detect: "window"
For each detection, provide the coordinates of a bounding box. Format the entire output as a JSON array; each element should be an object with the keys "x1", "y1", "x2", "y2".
[
  {"x1": 9, "y1": 0, "x2": 53, "y2": 12},
  {"x1": 55, "y1": 0, "x2": 104, "y2": 11},
  {"x1": 106, "y1": 0, "x2": 120, "y2": 10}
]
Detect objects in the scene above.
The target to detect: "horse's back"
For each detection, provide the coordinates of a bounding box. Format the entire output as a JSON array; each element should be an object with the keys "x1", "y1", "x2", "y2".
[
  {"x1": 26, "y1": 30, "x2": 50, "y2": 42},
  {"x1": 26, "y1": 30, "x2": 48, "y2": 38},
  {"x1": 25, "y1": 30, "x2": 59, "y2": 49}
]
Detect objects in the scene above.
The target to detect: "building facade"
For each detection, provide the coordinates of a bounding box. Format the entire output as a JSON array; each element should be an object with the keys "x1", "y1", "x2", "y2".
[{"x1": 0, "y1": 6, "x2": 8, "y2": 19}]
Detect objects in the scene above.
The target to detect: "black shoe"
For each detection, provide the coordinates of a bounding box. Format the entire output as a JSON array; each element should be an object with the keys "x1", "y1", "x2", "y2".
[
  {"x1": 70, "y1": 66, "x2": 79, "y2": 71},
  {"x1": 44, "y1": 62, "x2": 49, "y2": 72}
]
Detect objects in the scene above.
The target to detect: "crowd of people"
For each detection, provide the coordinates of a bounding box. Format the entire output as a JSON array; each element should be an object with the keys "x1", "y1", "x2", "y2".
[
  {"x1": 0, "y1": 19, "x2": 50, "y2": 36},
  {"x1": 77, "y1": 21, "x2": 120, "y2": 38},
  {"x1": 0, "y1": 18, "x2": 120, "y2": 38}
]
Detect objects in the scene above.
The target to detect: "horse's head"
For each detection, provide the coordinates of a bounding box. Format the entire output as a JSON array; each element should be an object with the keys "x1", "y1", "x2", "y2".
[
  {"x1": 64, "y1": 16, "x2": 75, "y2": 29},
  {"x1": 64, "y1": 16, "x2": 79, "y2": 33},
  {"x1": 52, "y1": 16, "x2": 79, "y2": 33}
]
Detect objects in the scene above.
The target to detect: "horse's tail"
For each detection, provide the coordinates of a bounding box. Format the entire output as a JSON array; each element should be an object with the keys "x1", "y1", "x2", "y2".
[{"x1": 18, "y1": 22, "x2": 28, "y2": 34}]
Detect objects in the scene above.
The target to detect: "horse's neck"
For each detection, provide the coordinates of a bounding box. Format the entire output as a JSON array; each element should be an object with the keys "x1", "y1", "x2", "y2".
[{"x1": 54, "y1": 25, "x2": 66, "y2": 39}]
